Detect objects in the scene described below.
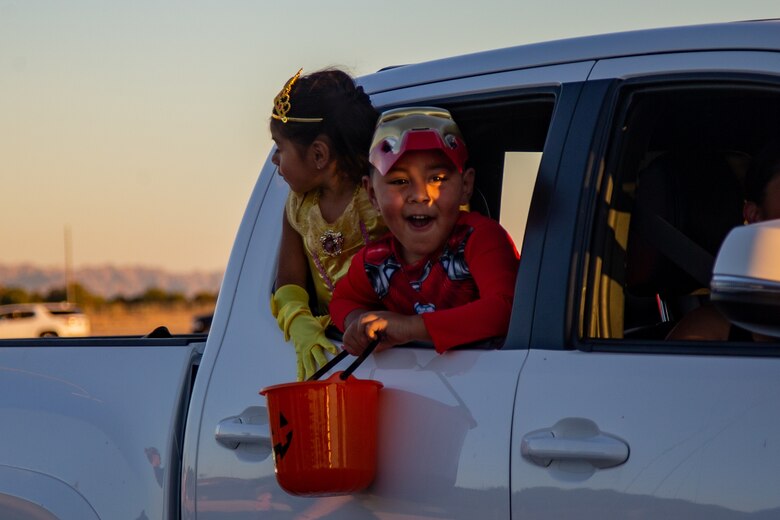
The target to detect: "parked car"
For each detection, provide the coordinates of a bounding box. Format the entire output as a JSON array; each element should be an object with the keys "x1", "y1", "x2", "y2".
[
  {"x1": 1, "y1": 20, "x2": 780, "y2": 519},
  {"x1": 0, "y1": 302, "x2": 90, "y2": 338},
  {"x1": 191, "y1": 312, "x2": 213, "y2": 334}
]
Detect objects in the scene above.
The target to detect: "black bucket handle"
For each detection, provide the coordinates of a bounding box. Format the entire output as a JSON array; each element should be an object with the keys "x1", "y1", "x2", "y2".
[{"x1": 307, "y1": 338, "x2": 379, "y2": 382}]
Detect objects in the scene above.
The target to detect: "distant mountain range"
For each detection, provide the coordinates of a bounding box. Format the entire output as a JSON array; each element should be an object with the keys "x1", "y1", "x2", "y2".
[{"x1": 0, "y1": 263, "x2": 223, "y2": 298}]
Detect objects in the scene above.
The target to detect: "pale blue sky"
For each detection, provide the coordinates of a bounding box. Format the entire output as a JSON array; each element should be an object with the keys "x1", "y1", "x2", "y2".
[{"x1": 1, "y1": 0, "x2": 776, "y2": 272}]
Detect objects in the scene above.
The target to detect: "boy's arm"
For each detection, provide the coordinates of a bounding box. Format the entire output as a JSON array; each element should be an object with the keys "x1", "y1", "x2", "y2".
[
  {"x1": 422, "y1": 221, "x2": 519, "y2": 352},
  {"x1": 333, "y1": 249, "x2": 431, "y2": 355},
  {"x1": 342, "y1": 309, "x2": 430, "y2": 355},
  {"x1": 329, "y1": 249, "x2": 382, "y2": 331}
]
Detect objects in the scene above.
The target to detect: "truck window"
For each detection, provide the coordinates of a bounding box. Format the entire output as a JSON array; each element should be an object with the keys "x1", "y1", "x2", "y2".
[
  {"x1": 309, "y1": 96, "x2": 556, "y2": 347},
  {"x1": 501, "y1": 151, "x2": 541, "y2": 249},
  {"x1": 581, "y1": 82, "x2": 780, "y2": 344},
  {"x1": 449, "y1": 96, "x2": 554, "y2": 245}
]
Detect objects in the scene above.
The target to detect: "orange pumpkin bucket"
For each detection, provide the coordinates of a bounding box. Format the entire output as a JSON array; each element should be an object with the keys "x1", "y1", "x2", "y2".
[{"x1": 260, "y1": 342, "x2": 382, "y2": 496}]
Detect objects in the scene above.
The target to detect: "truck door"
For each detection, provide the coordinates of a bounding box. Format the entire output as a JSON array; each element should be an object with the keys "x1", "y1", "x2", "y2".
[
  {"x1": 510, "y1": 51, "x2": 780, "y2": 518},
  {"x1": 182, "y1": 60, "x2": 592, "y2": 519}
]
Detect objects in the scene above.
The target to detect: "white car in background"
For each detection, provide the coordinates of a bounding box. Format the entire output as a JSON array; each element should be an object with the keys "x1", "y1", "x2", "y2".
[{"x1": 0, "y1": 302, "x2": 90, "y2": 338}]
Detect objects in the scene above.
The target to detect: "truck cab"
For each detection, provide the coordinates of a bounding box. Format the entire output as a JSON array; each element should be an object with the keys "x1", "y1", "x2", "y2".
[{"x1": 185, "y1": 20, "x2": 780, "y2": 519}]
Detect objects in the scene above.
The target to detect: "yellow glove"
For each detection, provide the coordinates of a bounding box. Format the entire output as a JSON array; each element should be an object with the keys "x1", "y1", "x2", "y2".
[{"x1": 271, "y1": 284, "x2": 339, "y2": 381}]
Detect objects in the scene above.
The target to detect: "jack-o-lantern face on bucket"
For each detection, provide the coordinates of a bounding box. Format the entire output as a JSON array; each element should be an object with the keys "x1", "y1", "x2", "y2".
[{"x1": 272, "y1": 412, "x2": 293, "y2": 461}]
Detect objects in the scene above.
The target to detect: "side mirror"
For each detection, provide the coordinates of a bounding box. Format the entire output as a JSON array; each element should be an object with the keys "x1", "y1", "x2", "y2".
[{"x1": 711, "y1": 219, "x2": 780, "y2": 338}]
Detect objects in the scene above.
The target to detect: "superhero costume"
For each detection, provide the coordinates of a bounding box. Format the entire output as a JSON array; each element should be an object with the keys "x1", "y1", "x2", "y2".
[{"x1": 330, "y1": 211, "x2": 519, "y2": 353}]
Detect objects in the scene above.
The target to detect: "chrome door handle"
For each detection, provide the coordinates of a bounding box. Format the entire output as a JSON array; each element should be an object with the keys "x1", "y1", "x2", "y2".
[
  {"x1": 216, "y1": 406, "x2": 271, "y2": 450},
  {"x1": 521, "y1": 417, "x2": 629, "y2": 469}
]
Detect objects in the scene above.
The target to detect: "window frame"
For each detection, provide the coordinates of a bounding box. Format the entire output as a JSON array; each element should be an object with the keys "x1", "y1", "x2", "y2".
[
  {"x1": 377, "y1": 85, "x2": 588, "y2": 352},
  {"x1": 574, "y1": 73, "x2": 780, "y2": 357}
]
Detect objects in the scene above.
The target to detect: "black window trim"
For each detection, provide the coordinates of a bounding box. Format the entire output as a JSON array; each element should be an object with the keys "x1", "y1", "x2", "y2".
[{"x1": 571, "y1": 72, "x2": 780, "y2": 357}]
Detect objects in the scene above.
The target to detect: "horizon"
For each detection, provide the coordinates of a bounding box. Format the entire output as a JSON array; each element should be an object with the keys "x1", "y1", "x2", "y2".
[
  {"x1": 0, "y1": 262, "x2": 223, "y2": 299},
  {"x1": 2, "y1": 1, "x2": 776, "y2": 272},
  {"x1": 0, "y1": 259, "x2": 223, "y2": 274}
]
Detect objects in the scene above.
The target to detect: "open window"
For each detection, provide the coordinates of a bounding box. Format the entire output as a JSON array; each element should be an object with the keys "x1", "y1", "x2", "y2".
[
  {"x1": 582, "y1": 82, "x2": 780, "y2": 342},
  {"x1": 447, "y1": 97, "x2": 555, "y2": 249},
  {"x1": 308, "y1": 94, "x2": 558, "y2": 348}
]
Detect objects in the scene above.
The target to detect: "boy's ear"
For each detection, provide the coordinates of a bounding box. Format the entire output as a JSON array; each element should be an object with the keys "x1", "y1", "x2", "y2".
[
  {"x1": 744, "y1": 200, "x2": 762, "y2": 224},
  {"x1": 460, "y1": 167, "x2": 476, "y2": 205},
  {"x1": 309, "y1": 139, "x2": 331, "y2": 170},
  {"x1": 363, "y1": 175, "x2": 380, "y2": 211}
]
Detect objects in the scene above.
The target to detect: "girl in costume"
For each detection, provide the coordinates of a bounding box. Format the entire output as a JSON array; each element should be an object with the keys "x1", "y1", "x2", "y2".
[{"x1": 269, "y1": 68, "x2": 385, "y2": 380}]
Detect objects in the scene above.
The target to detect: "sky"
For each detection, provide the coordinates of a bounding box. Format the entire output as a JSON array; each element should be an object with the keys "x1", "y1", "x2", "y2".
[{"x1": 1, "y1": 1, "x2": 777, "y2": 273}]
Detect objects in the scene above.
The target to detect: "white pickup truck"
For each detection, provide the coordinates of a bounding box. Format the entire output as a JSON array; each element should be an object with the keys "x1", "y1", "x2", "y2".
[{"x1": 3, "y1": 20, "x2": 780, "y2": 520}]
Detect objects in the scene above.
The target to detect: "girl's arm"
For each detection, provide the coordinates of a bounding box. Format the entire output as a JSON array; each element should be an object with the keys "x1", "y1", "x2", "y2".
[
  {"x1": 272, "y1": 210, "x2": 339, "y2": 381},
  {"x1": 275, "y1": 210, "x2": 310, "y2": 290}
]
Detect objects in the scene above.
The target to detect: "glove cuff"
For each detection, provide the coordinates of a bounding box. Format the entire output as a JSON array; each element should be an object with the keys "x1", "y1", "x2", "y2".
[
  {"x1": 272, "y1": 284, "x2": 319, "y2": 340},
  {"x1": 271, "y1": 284, "x2": 310, "y2": 317}
]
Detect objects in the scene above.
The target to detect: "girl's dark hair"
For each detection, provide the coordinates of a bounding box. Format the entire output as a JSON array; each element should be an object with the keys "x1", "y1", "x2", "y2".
[
  {"x1": 745, "y1": 138, "x2": 780, "y2": 204},
  {"x1": 270, "y1": 69, "x2": 378, "y2": 183}
]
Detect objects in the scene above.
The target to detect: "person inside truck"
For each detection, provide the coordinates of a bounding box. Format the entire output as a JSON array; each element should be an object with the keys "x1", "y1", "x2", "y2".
[
  {"x1": 667, "y1": 139, "x2": 780, "y2": 342},
  {"x1": 269, "y1": 68, "x2": 387, "y2": 380},
  {"x1": 330, "y1": 107, "x2": 520, "y2": 355}
]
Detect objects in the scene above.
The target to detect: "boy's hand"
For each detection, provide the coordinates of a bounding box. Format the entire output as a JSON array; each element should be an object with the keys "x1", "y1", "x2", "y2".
[{"x1": 341, "y1": 311, "x2": 429, "y2": 355}]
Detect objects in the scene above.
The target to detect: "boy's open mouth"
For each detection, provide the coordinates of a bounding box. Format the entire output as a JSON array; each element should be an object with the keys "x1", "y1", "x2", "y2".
[{"x1": 407, "y1": 215, "x2": 433, "y2": 228}]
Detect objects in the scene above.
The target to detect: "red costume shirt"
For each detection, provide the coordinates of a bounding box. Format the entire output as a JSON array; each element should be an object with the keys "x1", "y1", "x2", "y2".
[{"x1": 330, "y1": 211, "x2": 519, "y2": 353}]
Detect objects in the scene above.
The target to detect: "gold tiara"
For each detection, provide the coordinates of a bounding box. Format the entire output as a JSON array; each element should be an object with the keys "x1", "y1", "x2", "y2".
[{"x1": 272, "y1": 68, "x2": 324, "y2": 123}]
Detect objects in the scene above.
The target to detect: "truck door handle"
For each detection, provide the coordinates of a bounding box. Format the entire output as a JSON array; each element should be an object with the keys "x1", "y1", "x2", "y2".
[
  {"x1": 215, "y1": 407, "x2": 272, "y2": 450},
  {"x1": 521, "y1": 417, "x2": 629, "y2": 469}
]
